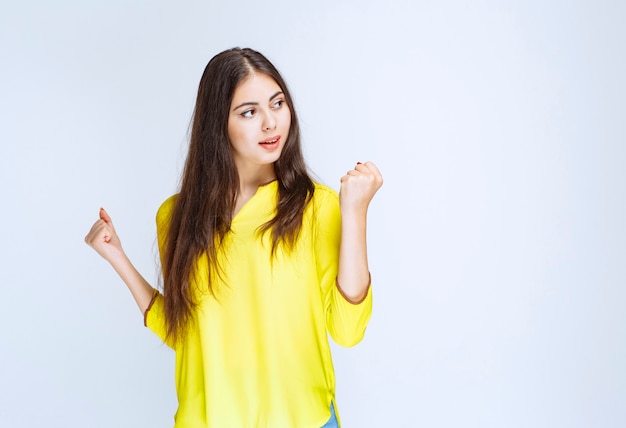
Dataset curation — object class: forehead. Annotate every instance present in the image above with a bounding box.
[231,73,282,103]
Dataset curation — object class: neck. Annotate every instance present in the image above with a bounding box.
[237,164,276,195]
[232,164,276,217]
[237,164,276,192]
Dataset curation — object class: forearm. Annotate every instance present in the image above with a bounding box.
[337,208,371,302]
[107,252,155,314]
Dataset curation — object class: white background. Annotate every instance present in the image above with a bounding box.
[1,1,625,427]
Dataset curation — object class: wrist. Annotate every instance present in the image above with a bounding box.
[340,203,368,219]
[106,248,129,267]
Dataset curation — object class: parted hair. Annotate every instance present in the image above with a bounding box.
[161,48,315,343]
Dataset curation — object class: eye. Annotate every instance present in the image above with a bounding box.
[241,109,255,118]
[272,99,285,109]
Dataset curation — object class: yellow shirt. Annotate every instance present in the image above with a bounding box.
[145,181,373,428]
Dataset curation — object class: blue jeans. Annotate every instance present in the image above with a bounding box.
[320,403,339,428]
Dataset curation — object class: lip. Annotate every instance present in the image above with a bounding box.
[259,135,281,144]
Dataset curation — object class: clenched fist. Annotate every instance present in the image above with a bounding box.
[84,208,125,263]
[339,161,383,214]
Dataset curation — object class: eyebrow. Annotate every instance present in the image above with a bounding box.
[232,91,284,111]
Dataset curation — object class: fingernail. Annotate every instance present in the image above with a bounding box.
[357,162,363,165]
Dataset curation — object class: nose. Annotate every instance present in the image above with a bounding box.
[262,112,277,131]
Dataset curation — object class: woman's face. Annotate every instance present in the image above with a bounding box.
[227,72,291,176]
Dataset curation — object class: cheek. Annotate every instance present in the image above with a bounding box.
[227,119,236,142]
[283,110,292,130]
[227,119,246,144]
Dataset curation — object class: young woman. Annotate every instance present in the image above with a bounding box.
[85,47,382,427]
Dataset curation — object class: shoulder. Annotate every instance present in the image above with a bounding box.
[312,182,339,204]
[310,182,340,221]
[156,194,178,225]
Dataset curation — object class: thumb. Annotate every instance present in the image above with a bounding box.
[99,208,116,234]
[99,207,112,224]
[99,208,115,243]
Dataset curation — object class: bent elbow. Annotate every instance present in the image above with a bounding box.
[330,327,368,348]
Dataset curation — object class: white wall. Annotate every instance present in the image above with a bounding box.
[1,1,624,427]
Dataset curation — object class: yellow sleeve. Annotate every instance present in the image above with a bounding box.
[144,289,172,347]
[315,186,373,348]
[143,195,178,349]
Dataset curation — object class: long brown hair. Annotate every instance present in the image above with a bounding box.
[161,48,314,343]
